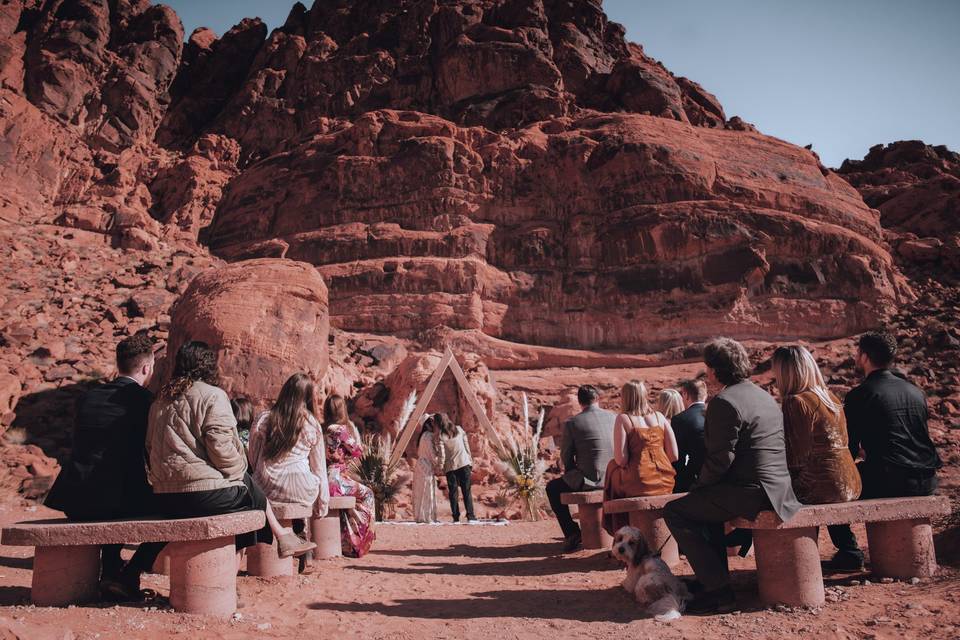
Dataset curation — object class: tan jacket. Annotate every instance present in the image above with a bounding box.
[146,380,247,494]
[442,426,473,473]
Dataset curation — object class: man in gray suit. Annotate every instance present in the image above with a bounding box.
[546,385,615,552]
[664,338,800,613]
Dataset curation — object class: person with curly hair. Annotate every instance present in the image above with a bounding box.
[664,337,800,614]
[146,341,315,571]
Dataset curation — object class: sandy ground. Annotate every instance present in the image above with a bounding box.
[0,503,958,640]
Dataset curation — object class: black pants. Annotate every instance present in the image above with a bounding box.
[63,502,164,578]
[828,462,938,560]
[446,466,476,521]
[664,483,771,591]
[545,477,580,538]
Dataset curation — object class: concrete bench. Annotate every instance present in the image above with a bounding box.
[246,496,356,577]
[730,495,951,607]
[603,493,685,566]
[560,491,610,549]
[1,512,264,617]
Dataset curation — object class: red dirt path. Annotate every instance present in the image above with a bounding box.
[0,504,958,639]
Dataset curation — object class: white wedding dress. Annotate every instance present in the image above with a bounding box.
[412,431,440,523]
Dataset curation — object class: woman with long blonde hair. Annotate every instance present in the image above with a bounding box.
[657,389,685,421]
[602,380,679,535]
[772,345,861,505]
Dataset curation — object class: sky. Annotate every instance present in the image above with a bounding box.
[157,0,960,168]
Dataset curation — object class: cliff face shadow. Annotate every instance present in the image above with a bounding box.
[371,542,565,560]
[10,381,95,461]
[349,552,617,578]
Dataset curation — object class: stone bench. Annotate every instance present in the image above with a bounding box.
[246,496,356,577]
[603,493,685,566]
[1,512,264,617]
[730,495,951,607]
[560,491,610,549]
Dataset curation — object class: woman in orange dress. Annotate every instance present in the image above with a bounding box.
[603,380,679,535]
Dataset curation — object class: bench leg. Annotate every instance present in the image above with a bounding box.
[247,518,296,577]
[578,503,612,550]
[32,545,100,607]
[628,511,679,567]
[311,510,342,559]
[168,536,237,617]
[866,518,937,579]
[753,527,824,607]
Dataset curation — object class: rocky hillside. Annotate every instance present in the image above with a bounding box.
[0,0,955,502]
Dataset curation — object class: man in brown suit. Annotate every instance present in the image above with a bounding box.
[664,338,801,613]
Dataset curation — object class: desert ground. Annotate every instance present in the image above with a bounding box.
[0,501,958,640]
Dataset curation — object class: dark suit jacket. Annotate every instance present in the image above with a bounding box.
[44,377,154,519]
[561,404,615,490]
[695,380,800,522]
[671,402,706,492]
[845,369,941,472]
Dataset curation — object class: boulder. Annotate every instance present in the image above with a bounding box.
[164,258,329,407]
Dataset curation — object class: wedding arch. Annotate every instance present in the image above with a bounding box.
[388,347,505,466]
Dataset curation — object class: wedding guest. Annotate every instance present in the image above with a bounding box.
[672,379,707,492]
[664,338,800,614]
[826,332,942,572]
[323,394,376,557]
[412,415,444,523]
[438,413,477,523]
[603,380,678,534]
[773,345,861,504]
[658,388,685,421]
[44,332,162,601]
[248,373,330,551]
[231,397,254,448]
[148,342,315,567]
[545,385,615,552]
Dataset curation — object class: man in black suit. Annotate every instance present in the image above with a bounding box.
[45,332,163,600]
[826,331,942,571]
[671,379,707,492]
[545,385,616,552]
[664,338,800,613]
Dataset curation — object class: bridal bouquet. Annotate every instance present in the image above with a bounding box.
[493,393,547,521]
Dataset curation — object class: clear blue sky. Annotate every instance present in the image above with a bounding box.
[157,0,960,167]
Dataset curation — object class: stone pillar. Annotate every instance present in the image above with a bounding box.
[628,511,680,567]
[311,512,343,559]
[151,548,171,576]
[246,542,295,577]
[32,545,100,607]
[866,518,937,579]
[753,527,824,607]
[579,503,612,550]
[168,536,238,617]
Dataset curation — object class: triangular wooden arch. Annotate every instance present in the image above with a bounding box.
[388,347,504,467]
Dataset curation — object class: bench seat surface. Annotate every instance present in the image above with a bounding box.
[730,496,950,529]
[1,511,265,547]
[560,491,604,505]
[272,496,356,520]
[603,493,687,514]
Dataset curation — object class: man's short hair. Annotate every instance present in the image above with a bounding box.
[116,332,154,374]
[858,331,897,368]
[678,379,708,402]
[577,385,599,406]
[703,338,752,386]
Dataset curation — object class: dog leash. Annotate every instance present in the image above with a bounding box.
[655,533,674,556]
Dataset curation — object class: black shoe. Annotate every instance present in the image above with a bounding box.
[100,569,143,603]
[724,528,754,558]
[681,577,706,595]
[685,585,736,615]
[824,551,865,573]
[562,532,582,553]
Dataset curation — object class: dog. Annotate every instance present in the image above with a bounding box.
[611,526,688,621]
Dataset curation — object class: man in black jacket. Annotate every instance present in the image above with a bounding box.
[672,379,707,492]
[664,338,800,613]
[44,332,163,599]
[827,331,942,571]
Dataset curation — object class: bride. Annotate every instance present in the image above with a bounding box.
[412,415,444,523]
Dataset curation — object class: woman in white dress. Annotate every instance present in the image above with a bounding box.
[412,416,444,523]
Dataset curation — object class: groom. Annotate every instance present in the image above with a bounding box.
[545,385,616,552]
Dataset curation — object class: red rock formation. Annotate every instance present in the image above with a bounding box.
[208,109,906,351]
[163,259,330,408]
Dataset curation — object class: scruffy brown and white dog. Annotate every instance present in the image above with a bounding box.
[611,526,688,621]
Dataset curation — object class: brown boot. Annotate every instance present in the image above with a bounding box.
[277,533,316,558]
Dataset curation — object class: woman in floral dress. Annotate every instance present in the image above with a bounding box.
[323,394,376,558]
